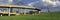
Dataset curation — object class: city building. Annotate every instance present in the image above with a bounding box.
[0,4,41,16]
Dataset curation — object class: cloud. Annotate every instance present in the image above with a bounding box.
[28,2,34,6]
[42,0,60,7]
[42,0,57,6]
[56,1,60,5]
[28,1,39,6]
[13,0,60,7]
[8,0,13,2]
[28,0,58,7]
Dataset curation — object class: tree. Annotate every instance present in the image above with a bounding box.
[29,11,35,14]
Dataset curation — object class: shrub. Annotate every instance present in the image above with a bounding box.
[29,11,35,14]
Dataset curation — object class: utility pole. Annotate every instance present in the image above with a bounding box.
[47,6,50,13]
[47,4,52,13]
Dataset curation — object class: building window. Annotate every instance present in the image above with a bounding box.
[0,8,8,12]
[10,8,33,13]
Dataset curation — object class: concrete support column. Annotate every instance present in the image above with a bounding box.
[1,14,2,16]
[8,8,10,16]
[24,9,26,15]
[32,10,35,15]
[39,11,40,14]
[19,8,20,13]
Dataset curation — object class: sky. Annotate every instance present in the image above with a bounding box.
[0,0,60,12]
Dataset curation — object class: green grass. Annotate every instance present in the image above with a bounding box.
[0,12,60,20]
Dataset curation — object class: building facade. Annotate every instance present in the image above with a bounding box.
[0,4,41,16]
